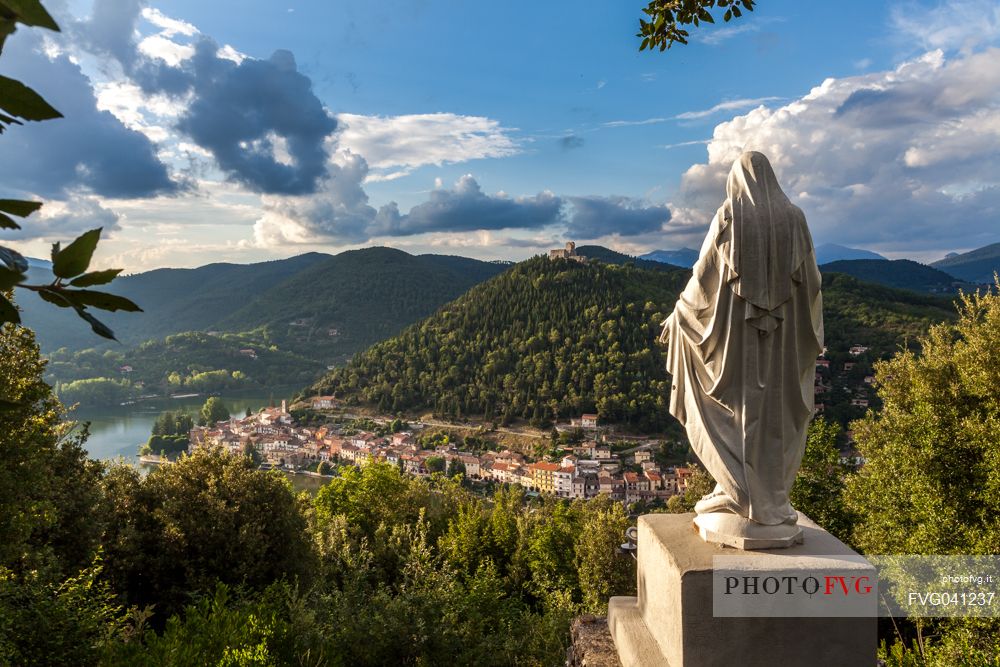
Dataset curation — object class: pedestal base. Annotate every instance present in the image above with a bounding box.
[608,512,876,667]
[693,512,803,550]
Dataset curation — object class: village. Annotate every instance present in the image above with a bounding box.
[189,398,701,504]
[182,339,879,504]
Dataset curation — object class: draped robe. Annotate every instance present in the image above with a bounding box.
[661,152,823,526]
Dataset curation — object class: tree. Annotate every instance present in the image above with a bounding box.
[844,287,1000,665]
[845,288,1000,556]
[789,418,855,543]
[100,448,315,623]
[198,396,230,426]
[665,464,714,513]
[637,0,755,52]
[242,440,262,466]
[425,456,446,474]
[446,457,466,478]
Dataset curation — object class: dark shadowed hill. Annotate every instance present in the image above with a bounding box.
[576,245,687,272]
[820,259,963,293]
[930,242,1000,284]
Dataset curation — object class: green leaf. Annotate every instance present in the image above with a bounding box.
[65,289,141,312]
[0,211,19,229]
[0,75,62,122]
[69,268,122,287]
[0,293,19,324]
[74,307,117,341]
[0,266,23,290]
[37,287,73,308]
[0,199,42,217]
[52,228,101,278]
[0,245,27,273]
[0,0,60,30]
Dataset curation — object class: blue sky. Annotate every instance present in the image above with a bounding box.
[4,0,1000,269]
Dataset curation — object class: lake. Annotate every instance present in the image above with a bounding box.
[70,388,329,494]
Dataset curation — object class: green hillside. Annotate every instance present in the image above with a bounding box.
[819,259,962,293]
[820,272,956,354]
[38,248,508,405]
[931,242,1000,284]
[216,247,509,363]
[20,252,330,351]
[313,255,689,430]
[311,256,957,432]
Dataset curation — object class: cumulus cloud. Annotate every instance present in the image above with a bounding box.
[0,31,178,199]
[670,48,1000,253]
[382,175,561,237]
[253,168,563,245]
[174,44,338,194]
[566,196,670,238]
[72,0,339,195]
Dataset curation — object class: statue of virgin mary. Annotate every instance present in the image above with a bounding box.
[660,151,823,549]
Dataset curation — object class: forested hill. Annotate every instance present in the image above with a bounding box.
[215,248,509,361]
[819,258,963,293]
[311,256,958,431]
[20,248,508,358]
[930,242,1000,284]
[313,256,690,430]
[33,248,510,405]
[819,272,956,354]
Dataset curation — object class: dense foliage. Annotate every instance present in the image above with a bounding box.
[315,256,689,430]
[845,287,1000,665]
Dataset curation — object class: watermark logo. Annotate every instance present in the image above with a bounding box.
[712,555,999,618]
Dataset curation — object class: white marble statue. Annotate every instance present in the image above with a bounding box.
[660,151,823,549]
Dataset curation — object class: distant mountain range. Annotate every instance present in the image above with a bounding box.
[930,242,1000,284]
[14,240,995,408]
[814,243,887,264]
[640,243,888,268]
[639,240,1000,294]
[19,247,506,358]
[639,248,701,268]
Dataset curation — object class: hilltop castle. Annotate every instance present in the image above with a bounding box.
[548,241,587,263]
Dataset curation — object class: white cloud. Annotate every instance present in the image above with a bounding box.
[601,97,783,129]
[334,113,520,174]
[137,34,195,66]
[698,17,785,45]
[674,96,783,120]
[890,0,1000,53]
[670,47,1000,254]
[140,8,199,38]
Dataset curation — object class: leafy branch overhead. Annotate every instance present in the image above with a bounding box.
[0,0,140,343]
[638,0,755,51]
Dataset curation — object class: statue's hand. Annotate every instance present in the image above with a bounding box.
[658,312,675,344]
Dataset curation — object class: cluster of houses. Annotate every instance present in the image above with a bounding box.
[813,344,876,415]
[188,401,697,504]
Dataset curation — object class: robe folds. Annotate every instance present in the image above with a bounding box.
[661,152,823,526]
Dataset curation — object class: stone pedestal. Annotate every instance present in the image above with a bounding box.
[608,513,876,667]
